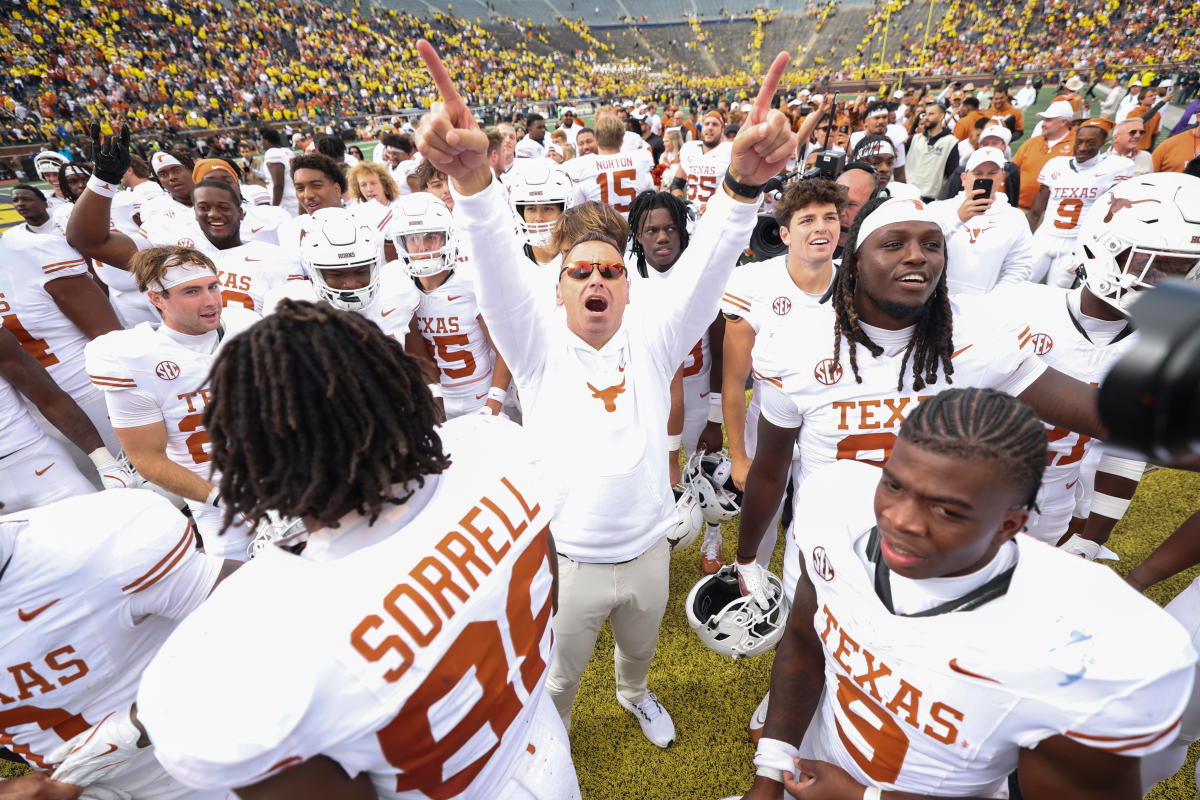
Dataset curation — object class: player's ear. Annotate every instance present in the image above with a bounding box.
[554,282,563,308]
[996,507,1028,544]
[779,220,791,246]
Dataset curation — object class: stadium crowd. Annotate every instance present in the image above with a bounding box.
[3,0,1200,799]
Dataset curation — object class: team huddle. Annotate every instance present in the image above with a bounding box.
[2,40,1200,800]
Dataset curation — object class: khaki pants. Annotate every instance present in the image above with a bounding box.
[546,536,670,730]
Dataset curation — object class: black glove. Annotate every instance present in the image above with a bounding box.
[89,123,131,185]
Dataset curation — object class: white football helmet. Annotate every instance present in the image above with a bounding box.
[300,207,382,312]
[685,564,788,658]
[34,151,69,180]
[508,162,574,248]
[684,450,743,524]
[668,483,705,552]
[388,192,456,278]
[247,512,308,559]
[1073,173,1200,312]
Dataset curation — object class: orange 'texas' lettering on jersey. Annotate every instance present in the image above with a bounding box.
[349,476,542,685]
[587,376,626,412]
[819,604,965,757]
[419,316,461,335]
[176,387,214,414]
[0,646,91,705]
[831,396,934,432]
[221,272,253,291]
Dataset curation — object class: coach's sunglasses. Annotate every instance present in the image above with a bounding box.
[560,261,628,281]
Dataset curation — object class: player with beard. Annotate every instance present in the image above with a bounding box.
[671,110,734,212]
[1027,121,1133,287]
[626,190,727,568]
[734,195,1117,615]
[67,128,295,316]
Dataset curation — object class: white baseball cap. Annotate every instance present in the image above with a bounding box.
[965,146,1006,171]
[1037,100,1075,120]
[979,124,1012,146]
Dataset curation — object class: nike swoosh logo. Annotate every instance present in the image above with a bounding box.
[699,391,710,399]
[250,226,264,233]
[35,463,54,476]
[447,295,463,301]
[380,308,397,317]
[97,743,119,757]
[475,392,488,400]
[1065,479,1079,489]
[244,257,262,262]
[18,598,60,622]
[948,658,1000,684]
[951,344,974,359]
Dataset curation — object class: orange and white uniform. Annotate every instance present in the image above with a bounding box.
[676,140,733,211]
[137,416,580,799]
[85,307,260,560]
[0,489,225,799]
[754,294,1047,599]
[565,150,655,219]
[790,460,1195,797]
[992,283,1137,543]
[1031,155,1134,287]
[413,266,496,419]
[0,231,122,458]
[0,373,94,512]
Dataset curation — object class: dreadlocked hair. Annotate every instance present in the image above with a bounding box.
[899,388,1048,509]
[203,299,450,533]
[627,190,691,278]
[833,194,955,392]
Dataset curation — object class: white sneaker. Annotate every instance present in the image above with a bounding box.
[617,690,676,747]
[748,691,769,744]
[700,526,723,575]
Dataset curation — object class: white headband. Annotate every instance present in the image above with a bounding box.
[866,107,890,119]
[151,152,183,174]
[150,262,217,293]
[854,198,940,253]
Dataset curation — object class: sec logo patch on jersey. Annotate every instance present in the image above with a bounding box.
[814,358,843,386]
[772,297,792,316]
[812,546,835,582]
[156,361,181,380]
[1029,333,1053,356]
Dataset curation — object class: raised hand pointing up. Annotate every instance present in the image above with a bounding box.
[415,40,492,195]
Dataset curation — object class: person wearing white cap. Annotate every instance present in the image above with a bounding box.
[849,101,908,180]
[1028,120,1133,286]
[1011,100,1075,209]
[1114,80,1145,123]
[928,146,1034,294]
[937,122,1024,207]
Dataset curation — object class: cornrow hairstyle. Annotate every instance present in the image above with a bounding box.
[899,387,1048,509]
[627,190,691,278]
[58,162,93,203]
[204,299,450,533]
[832,194,954,392]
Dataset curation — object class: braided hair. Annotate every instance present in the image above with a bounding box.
[831,194,955,392]
[899,388,1048,509]
[203,299,450,532]
[627,190,691,278]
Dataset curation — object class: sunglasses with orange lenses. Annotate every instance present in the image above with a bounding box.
[560,261,627,280]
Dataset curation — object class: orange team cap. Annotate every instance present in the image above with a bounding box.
[192,158,239,183]
[1079,118,1114,134]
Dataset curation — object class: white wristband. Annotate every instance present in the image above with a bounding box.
[863,788,883,800]
[667,433,682,452]
[1090,492,1132,520]
[427,382,444,399]
[753,736,799,772]
[86,175,118,197]
[755,765,785,783]
[487,386,507,404]
[708,404,724,424]
[205,486,222,508]
[1097,453,1146,481]
[87,447,118,469]
[709,391,723,405]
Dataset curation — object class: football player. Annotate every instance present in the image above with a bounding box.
[32,151,70,213]
[564,116,654,219]
[136,299,579,800]
[260,126,299,215]
[413,41,795,747]
[390,193,512,418]
[84,247,260,560]
[670,110,734,212]
[1027,120,1133,287]
[0,489,238,799]
[67,127,297,316]
[508,161,574,303]
[736,195,1119,611]
[139,151,197,228]
[745,388,1194,800]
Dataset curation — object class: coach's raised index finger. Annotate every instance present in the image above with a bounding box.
[750,52,790,124]
[418,39,464,109]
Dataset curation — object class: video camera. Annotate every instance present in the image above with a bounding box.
[747,153,848,261]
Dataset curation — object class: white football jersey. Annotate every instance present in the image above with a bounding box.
[677,140,733,207]
[137,417,558,799]
[414,268,495,397]
[0,489,222,798]
[0,230,94,399]
[565,150,654,218]
[629,262,711,386]
[1035,155,1134,239]
[84,307,260,482]
[140,193,193,227]
[0,373,45,457]
[756,293,1047,484]
[791,461,1195,796]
